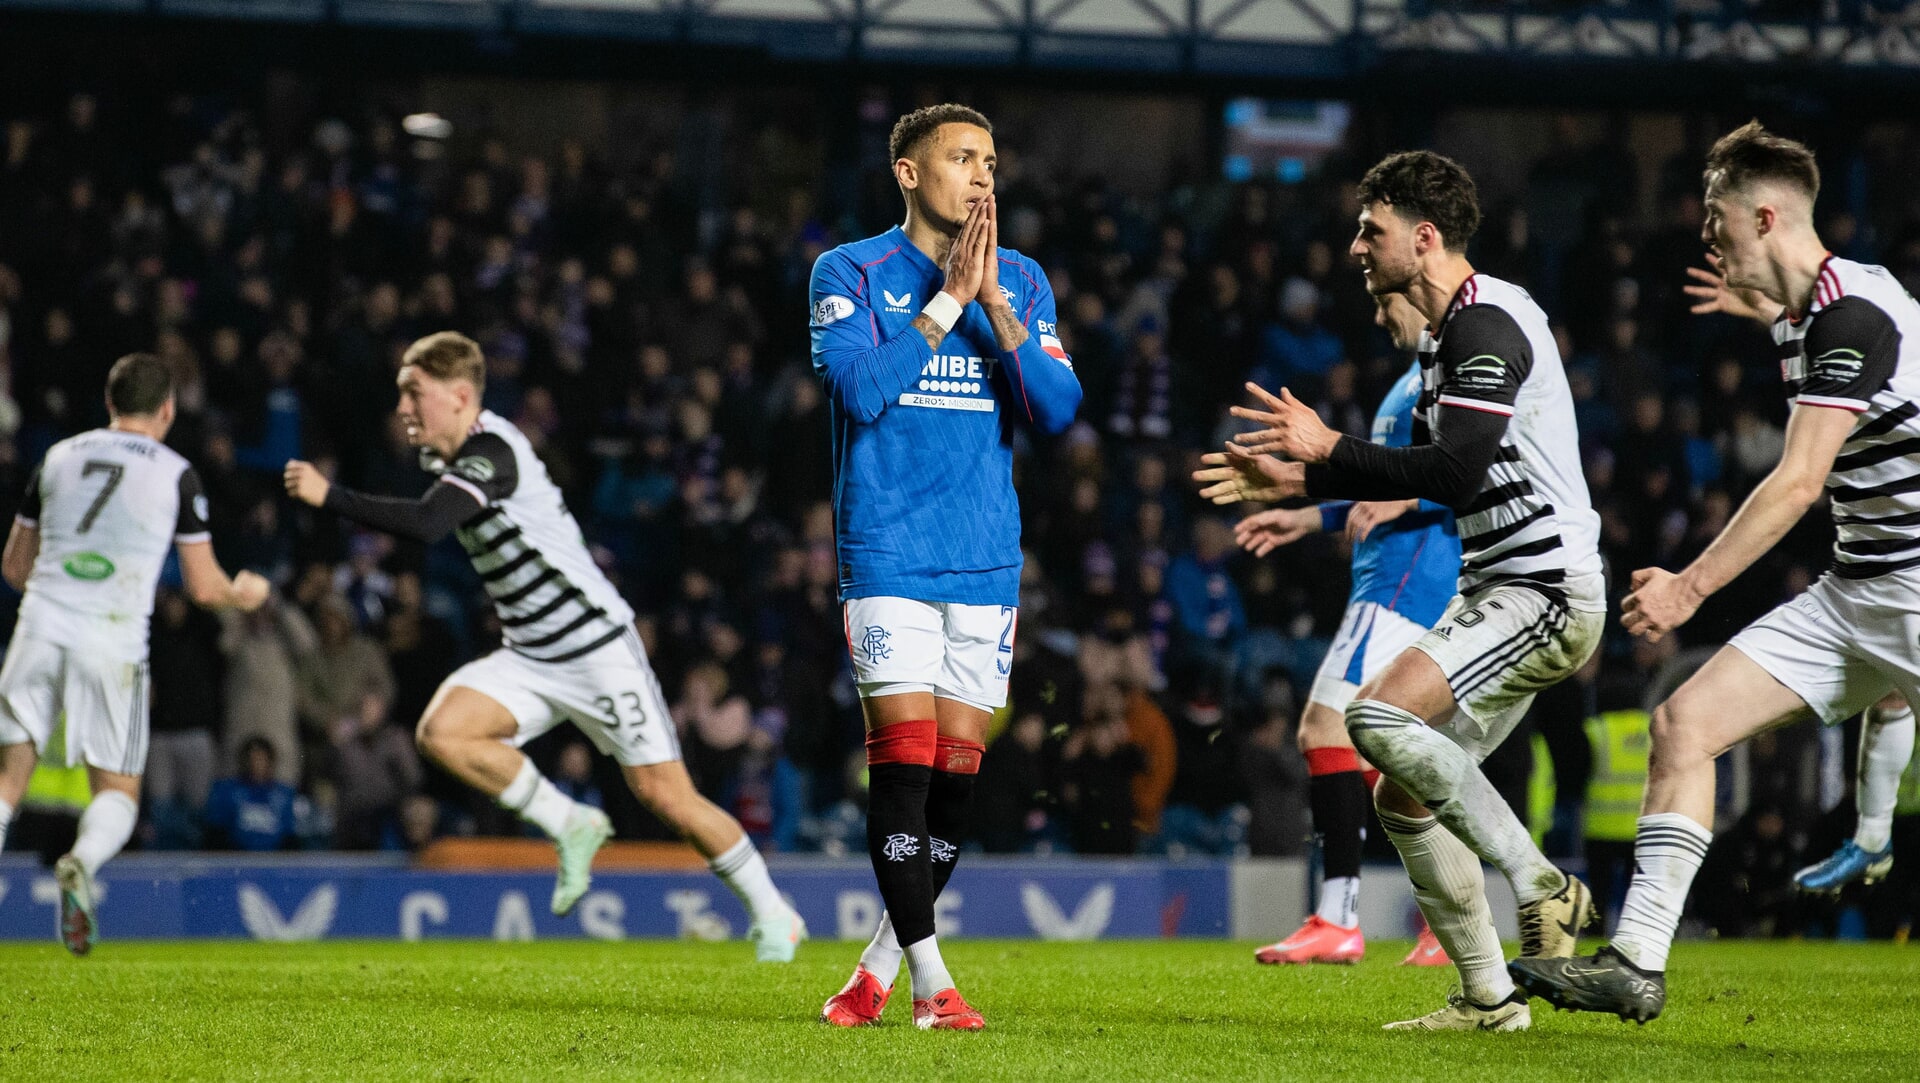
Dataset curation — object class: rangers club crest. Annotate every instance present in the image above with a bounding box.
[861,625,893,661]
[929,837,957,863]
[882,833,920,862]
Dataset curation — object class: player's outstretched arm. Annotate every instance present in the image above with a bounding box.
[810,204,991,424]
[283,459,484,544]
[980,198,1081,434]
[1684,254,1783,327]
[2,520,38,592]
[1623,403,1853,641]
[177,542,270,612]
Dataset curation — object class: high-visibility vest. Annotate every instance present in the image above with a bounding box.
[1897,738,1920,818]
[21,714,90,813]
[1586,710,1651,842]
[1528,732,1555,846]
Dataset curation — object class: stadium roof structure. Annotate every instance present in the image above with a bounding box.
[9,0,1920,79]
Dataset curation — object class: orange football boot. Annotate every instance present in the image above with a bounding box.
[820,965,891,1027]
[1400,923,1451,967]
[912,988,985,1031]
[1254,915,1364,964]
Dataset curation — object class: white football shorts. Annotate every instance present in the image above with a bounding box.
[0,636,150,775]
[443,626,680,767]
[843,596,1018,713]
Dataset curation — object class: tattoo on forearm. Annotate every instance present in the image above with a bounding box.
[912,314,945,352]
[986,304,1029,351]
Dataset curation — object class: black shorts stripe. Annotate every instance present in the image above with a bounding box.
[499,585,587,627]
[1832,437,1920,474]
[463,526,524,558]
[1855,401,1920,442]
[1829,472,1920,503]
[1462,535,1564,573]
[1459,506,1553,550]
[1831,551,1920,579]
[1451,609,1560,698]
[1461,479,1535,516]
[1494,444,1524,463]
[479,549,541,583]
[508,606,610,650]
[512,624,627,664]
[493,566,563,606]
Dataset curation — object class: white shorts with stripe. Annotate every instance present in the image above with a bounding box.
[843,596,1018,713]
[443,626,679,767]
[1727,572,1920,725]
[1308,601,1431,715]
[1407,582,1604,760]
[0,635,150,774]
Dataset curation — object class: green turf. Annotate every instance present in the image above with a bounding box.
[0,938,1911,1081]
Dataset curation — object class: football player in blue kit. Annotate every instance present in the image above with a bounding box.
[1238,292,1460,968]
[807,104,1081,1030]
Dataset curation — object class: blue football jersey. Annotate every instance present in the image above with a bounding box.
[809,226,1082,606]
[1319,361,1461,626]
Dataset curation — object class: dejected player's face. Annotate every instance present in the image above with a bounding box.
[395,366,470,453]
[1351,201,1417,296]
[905,123,996,232]
[1374,291,1427,352]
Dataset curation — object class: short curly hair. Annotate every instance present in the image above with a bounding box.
[889,104,993,165]
[1355,151,1481,253]
[1705,120,1819,203]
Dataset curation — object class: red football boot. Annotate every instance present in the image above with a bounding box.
[912,988,985,1031]
[1254,915,1364,965]
[820,965,891,1027]
[1400,923,1451,967]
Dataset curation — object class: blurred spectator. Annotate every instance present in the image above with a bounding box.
[203,738,307,851]
[146,588,225,826]
[552,741,605,809]
[298,593,397,773]
[218,600,317,785]
[1063,713,1146,855]
[328,693,422,850]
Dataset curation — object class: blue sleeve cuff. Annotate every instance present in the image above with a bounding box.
[1320,502,1353,533]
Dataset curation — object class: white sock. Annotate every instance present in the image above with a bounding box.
[1347,700,1564,904]
[1316,876,1360,928]
[0,797,12,852]
[70,790,139,877]
[497,758,577,839]
[1380,808,1512,1005]
[859,913,906,987]
[709,835,783,924]
[1610,813,1711,972]
[905,934,955,997]
[1856,703,1915,852]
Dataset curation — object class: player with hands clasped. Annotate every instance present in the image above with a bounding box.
[1239,293,1459,969]
[0,353,269,955]
[808,104,1080,1031]
[1198,151,1606,1032]
[285,331,805,961]
[1513,123,1920,1022]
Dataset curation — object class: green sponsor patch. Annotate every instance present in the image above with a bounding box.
[62,551,116,581]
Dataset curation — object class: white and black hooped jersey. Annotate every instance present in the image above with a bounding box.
[1774,257,1920,588]
[1419,274,1604,602]
[431,411,635,663]
[15,429,211,660]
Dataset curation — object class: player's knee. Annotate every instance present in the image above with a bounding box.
[1343,699,1406,762]
[1647,698,1705,773]
[414,712,460,763]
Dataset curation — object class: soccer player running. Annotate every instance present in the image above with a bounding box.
[1513,123,1920,1021]
[0,353,270,954]
[1237,292,1458,968]
[809,104,1081,1030]
[283,331,805,961]
[1682,250,1917,898]
[1195,151,1604,1031]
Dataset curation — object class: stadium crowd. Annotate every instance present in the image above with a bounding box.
[1,83,1915,935]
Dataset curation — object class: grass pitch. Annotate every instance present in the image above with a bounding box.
[0,938,1911,1081]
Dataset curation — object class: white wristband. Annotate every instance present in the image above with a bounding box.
[921,292,964,335]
